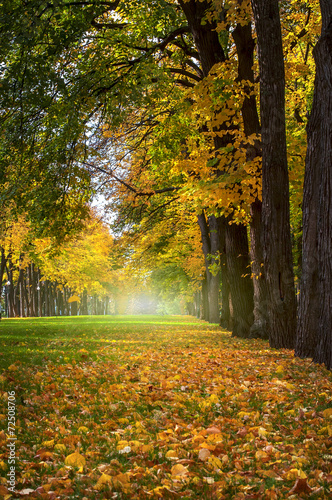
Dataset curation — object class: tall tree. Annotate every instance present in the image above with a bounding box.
[179,0,254,333]
[251,0,297,348]
[296,0,332,369]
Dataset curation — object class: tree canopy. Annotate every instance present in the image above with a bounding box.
[1,0,331,368]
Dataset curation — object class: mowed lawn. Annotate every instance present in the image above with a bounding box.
[0,315,331,499]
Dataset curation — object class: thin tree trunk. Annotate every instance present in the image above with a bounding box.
[0,248,6,295]
[201,274,209,321]
[44,280,50,316]
[251,0,297,348]
[218,217,231,329]
[296,0,332,369]
[197,212,220,323]
[37,270,43,317]
[21,272,28,317]
[81,289,88,315]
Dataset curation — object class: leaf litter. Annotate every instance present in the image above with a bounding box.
[0,315,331,499]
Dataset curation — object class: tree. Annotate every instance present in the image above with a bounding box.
[296,0,332,369]
[251,0,297,348]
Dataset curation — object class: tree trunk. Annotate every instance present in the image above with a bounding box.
[296,1,332,369]
[225,218,254,337]
[251,0,297,348]
[180,0,255,333]
[201,274,209,321]
[218,217,231,329]
[81,289,88,315]
[37,270,43,317]
[197,212,220,323]
[0,248,6,295]
[232,14,269,339]
[249,200,269,339]
[19,272,26,317]
[44,280,50,316]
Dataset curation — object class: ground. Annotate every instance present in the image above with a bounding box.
[0,315,331,499]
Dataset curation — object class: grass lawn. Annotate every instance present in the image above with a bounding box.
[0,315,331,499]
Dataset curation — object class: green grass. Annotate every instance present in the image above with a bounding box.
[0,314,213,369]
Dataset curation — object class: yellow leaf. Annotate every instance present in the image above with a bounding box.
[141,444,152,453]
[64,452,86,468]
[258,427,268,439]
[208,455,222,469]
[209,394,219,403]
[165,450,178,459]
[42,439,54,448]
[94,473,113,490]
[54,444,66,453]
[255,450,269,460]
[322,408,332,418]
[171,464,188,476]
[116,440,128,450]
[78,426,89,434]
[284,468,307,480]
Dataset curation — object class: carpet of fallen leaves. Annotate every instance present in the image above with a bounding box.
[0,315,332,499]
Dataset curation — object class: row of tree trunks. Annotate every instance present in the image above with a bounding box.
[0,256,110,318]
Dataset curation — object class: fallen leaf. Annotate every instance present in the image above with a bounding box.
[171,464,188,476]
[198,448,211,461]
[206,426,222,435]
[289,478,313,494]
[64,451,86,467]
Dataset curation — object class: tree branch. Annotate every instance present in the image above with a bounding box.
[168,68,201,82]
[82,161,180,196]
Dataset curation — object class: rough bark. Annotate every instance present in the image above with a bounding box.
[296,1,332,369]
[225,218,254,337]
[251,0,297,348]
[249,200,269,339]
[233,16,269,339]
